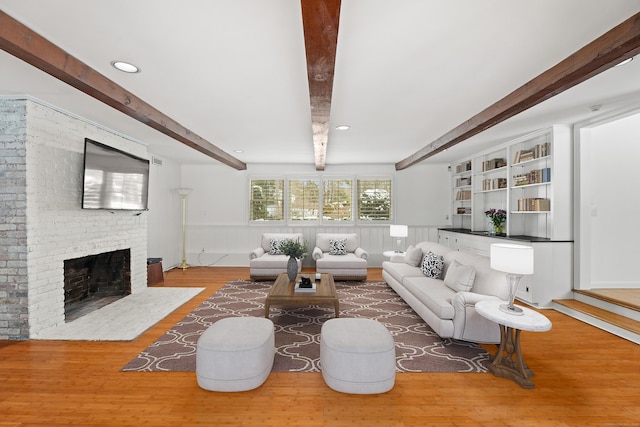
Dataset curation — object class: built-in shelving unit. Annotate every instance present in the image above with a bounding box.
[443,125,573,307]
[450,125,572,240]
[451,160,473,230]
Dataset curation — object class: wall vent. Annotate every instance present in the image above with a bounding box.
[152,157,163,166]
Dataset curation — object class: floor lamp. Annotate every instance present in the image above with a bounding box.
[490,243,534,315]
[176,188,192,270]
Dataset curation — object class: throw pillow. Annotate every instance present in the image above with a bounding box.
[329,238,347,255]
[420,251,444,278]
[403,245,423,267]
[269,238,283,255]
[444,260,476,292]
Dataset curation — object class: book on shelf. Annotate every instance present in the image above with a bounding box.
[456,176,472,187]
[455,189,471,200]
[513,168,551,186]
[455,160,472,174]
[482,158,506,171]
[482,178,507,190]
[517,197,550,211]
[512,142,551,165]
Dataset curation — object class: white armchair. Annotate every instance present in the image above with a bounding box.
[313,233,368,281]
[249,233,304,280]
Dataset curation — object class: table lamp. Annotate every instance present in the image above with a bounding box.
[490,243,534,315]
[390,225,408,253]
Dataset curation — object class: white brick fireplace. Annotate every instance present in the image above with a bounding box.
[0,98,148,339]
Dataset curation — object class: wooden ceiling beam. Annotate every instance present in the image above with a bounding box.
[0,11,246,170]
[396,12,640,170]
[301,0,341,171]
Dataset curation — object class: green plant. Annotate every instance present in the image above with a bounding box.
[279,239,308,259]
[484,208,506,228]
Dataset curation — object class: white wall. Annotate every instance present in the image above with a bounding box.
[146,155,182,268]
[577,110,640,288]
[168,161,450,267]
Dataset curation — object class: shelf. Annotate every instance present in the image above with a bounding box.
[475,188,507,194]
[511,210,550,214]
[453,213,472,216]
[455,185,471,189]
[475,166,507,176]
[511,182,551,189]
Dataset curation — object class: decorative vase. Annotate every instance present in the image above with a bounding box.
[493,223,504,235]
[287,256,298,282]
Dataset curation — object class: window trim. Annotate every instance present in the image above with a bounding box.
[248,174,393,225]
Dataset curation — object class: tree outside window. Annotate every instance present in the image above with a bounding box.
[357,179,392,221]
[289,179,319,221]
[250,179,284,221]
[323,179,352,221]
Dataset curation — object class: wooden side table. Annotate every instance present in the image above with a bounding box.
[476,299,551,389]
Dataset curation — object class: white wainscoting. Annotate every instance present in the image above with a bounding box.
[182,225,442,268]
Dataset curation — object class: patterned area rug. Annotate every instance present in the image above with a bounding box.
[122,280,490,373]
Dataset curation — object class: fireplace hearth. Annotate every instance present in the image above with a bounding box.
[64,249,132,322]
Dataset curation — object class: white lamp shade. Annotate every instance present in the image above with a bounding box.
[175,188,193,196]
[390,225,408,238]
[490,243,534,275]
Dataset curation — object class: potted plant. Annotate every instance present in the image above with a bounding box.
[485,208,507,235]
[279,239,308,282]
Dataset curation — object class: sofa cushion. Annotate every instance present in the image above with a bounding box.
[269,238,284,255]
[316,253,367,269]
[446,251,510,300]
[403,245,423,267]
[329,238,347,255]
[443,260,476,292]
[316,233,359,253]
[402,276,456,320]
[381,260,425,285]
[421,251,444,279]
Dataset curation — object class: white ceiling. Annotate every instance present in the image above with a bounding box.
[1,0,640,167]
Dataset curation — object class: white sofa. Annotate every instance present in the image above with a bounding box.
[382,241,509,344]
[312,233,368,281]
[249,233,304,280]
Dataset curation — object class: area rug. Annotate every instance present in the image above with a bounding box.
[122,280,490,373]
[36,287,205,341]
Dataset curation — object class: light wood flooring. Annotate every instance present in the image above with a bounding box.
[1,267,639,426]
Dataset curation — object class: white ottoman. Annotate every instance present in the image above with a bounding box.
[320,318,396,394]
[196,317,275,392]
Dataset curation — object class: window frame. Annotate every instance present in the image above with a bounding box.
[248,174,393,226]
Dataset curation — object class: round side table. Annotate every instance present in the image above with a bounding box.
[476,299,551,389]
[383,250,404,258]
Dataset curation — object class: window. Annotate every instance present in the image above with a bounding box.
[250,179,284,221]
[289,179,320,221]
[249,176,392,223]
[323,179,353,221]
[357,179,392,221]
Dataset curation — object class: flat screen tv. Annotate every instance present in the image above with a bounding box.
[82,138,150,211]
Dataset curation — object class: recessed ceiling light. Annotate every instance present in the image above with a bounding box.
[233,149,244,153]
[111,61,141,73]
[336,125,350,131]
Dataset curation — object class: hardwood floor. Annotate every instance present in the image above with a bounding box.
[1,267,639,426]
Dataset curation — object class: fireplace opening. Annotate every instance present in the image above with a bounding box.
[64,249,132,322]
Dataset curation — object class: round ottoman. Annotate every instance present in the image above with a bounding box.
[196,317,275,392]
[320,318,396,394]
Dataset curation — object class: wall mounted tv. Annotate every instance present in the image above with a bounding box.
[82,138,150,211]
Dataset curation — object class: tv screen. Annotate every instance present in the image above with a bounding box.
[82,138,150,210]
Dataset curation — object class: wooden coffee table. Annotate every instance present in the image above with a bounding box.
[264,273,339,318]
